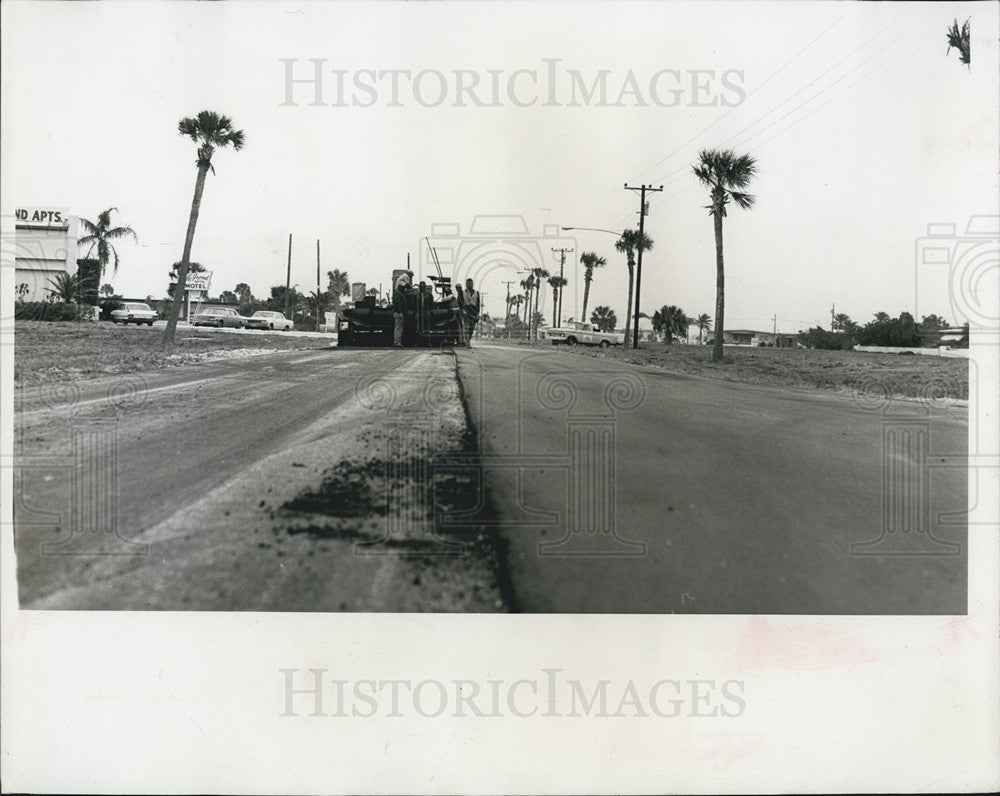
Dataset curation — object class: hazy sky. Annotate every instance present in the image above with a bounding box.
[3,0,996,332]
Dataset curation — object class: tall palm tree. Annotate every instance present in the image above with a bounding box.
[520,276,534,325]
[548,275,568,327]
[77,207,137,278]
[614,229,653,349]
[652,305,689,343]
[579,251,607,321]
[695,312,712,344]
[529,268,549,339]
[693,148,758,362]
[163,111,245,343]
[326,269,351,310]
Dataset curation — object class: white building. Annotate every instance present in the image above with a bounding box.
[13,206,78,301]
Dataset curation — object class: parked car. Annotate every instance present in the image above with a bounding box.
[192,307,245,328]
[244,310,293,331]
[111,302,157,326]
[545,321,624,347]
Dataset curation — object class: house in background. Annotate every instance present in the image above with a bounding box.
[711,329,798,347]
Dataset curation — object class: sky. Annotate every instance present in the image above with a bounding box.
[3,0,997,333]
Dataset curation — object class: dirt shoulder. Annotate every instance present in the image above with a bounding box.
[13,321,329,387]
[480,338,969,401]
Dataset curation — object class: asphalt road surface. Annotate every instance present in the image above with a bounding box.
[14,344,967,613]
[454,345,967,614]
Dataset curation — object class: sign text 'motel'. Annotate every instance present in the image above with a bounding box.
[15,207,69,227]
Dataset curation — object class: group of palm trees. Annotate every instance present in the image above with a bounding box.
[544,148,757,361]
[75,106,757,362]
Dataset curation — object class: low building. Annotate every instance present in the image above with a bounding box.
[13,206,78,301]
[718,329,797,347]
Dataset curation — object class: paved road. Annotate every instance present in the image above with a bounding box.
[454,345,967,614]
[14,347,506,611]
[14,343,967,614]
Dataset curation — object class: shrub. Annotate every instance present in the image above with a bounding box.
[14,302,90,322]
[99,297,123,321]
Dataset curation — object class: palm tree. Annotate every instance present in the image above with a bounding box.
[99,283,116,298]
[873,311,890,323]
[947,18,970,67]
[695,312,712,344]
[614,229,653,349]
[579,251,607,321]
[327,269,351,310]
[548,275,568,326]
[590,305,617,333]
[693,148,758,362]
[46,272,81,303]
[832,312,854,332]
[652,305,689,344]
[520,276,534,325]
[531,268,550,339]
[163,111,245,343]
[77,208,137,278]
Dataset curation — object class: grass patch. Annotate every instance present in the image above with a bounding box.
[488,339,968,400]
[13,321,327,386]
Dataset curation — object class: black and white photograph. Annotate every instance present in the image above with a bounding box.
[2,0,998,792]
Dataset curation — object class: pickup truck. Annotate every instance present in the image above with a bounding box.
[545,321,624,347]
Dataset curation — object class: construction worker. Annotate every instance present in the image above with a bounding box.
[392,271,412,347]
[456,278,481,346]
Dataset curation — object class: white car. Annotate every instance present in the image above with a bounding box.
[545,321,624,347]
[244,310,293,331]
[111,302,157,326]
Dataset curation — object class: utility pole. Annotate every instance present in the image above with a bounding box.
[551,247,573,327]
[316,239,321,331]
[624,183,663,349]
[502,280,515,319]
[773,314,777,347]
[285,233,292,321]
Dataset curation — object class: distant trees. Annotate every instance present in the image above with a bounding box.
[652,305,689,343]
[217,290,238,305]
[694,313,712,344]
[590,305,617,332]
[693,148,758,362]
[799,310,931,349]
[326,269,351,310]
[99,283,115,298]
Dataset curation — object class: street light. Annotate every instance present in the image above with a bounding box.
[561,226,624,332]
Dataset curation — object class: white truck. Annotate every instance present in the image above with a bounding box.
[545,321,624,347]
